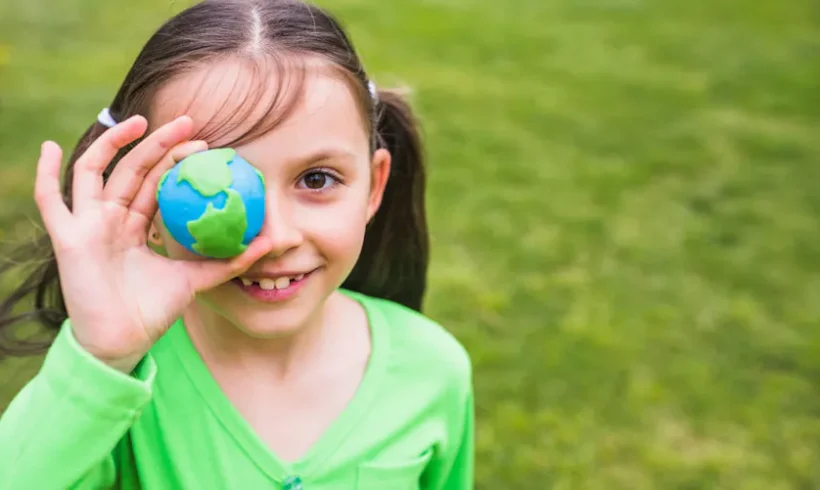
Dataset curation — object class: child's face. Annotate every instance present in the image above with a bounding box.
[148,57,390,337]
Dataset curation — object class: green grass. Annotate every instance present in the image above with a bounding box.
[2,0,819,488]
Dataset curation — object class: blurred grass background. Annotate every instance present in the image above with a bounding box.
[1,0,819,488]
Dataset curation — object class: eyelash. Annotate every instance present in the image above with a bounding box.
[297,167,344,193]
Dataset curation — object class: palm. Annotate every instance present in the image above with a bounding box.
[34,115,270,364]
[56,209,194,356]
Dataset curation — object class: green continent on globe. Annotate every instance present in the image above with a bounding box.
[187,188,248,258]
[177,148,236,197]
[253,167,265,186]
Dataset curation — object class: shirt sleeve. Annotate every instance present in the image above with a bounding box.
[0,319,156,490]
[424,389,475,490]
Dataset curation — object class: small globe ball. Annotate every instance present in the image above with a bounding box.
[156,148,266,259]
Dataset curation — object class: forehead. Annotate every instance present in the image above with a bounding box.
[149,56,369,158]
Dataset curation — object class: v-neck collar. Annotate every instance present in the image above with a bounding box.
[165,289,389,482]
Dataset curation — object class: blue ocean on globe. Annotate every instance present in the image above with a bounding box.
[156,148,266,258]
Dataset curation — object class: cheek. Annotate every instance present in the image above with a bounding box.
[296,193,370,261]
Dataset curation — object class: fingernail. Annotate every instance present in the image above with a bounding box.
[184,141,207,153]
[121,115,148,128]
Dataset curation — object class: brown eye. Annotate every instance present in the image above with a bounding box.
[304,172,327,189]
[298,170,341,192]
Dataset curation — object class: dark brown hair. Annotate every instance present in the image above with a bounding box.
[0,0,428,356]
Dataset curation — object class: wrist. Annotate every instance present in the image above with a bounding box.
[58,319,155,377]
[97,351,147,375]
[73,337,150,375]
[69,325,153,375]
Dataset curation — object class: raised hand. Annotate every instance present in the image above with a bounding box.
[34,115,271,373]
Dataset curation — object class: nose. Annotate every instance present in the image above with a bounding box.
[257,191,303,257]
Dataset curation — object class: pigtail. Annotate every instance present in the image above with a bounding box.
[342,88,430,312]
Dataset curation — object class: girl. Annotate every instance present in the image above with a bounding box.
[0,1,473,489]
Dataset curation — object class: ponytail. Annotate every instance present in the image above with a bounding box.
[342,88,430,312]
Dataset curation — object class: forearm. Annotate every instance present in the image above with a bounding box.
[0,321,155,489]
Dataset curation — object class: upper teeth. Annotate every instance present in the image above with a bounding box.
[240,275,303,290]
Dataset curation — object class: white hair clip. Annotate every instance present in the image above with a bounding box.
[368,80,377,102]
[97,107,118,128]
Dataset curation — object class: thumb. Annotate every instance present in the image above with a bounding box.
[181,236,273,292]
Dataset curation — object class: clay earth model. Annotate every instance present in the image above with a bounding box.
[156,148,266,259]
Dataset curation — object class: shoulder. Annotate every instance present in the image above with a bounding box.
[350,291,473,388]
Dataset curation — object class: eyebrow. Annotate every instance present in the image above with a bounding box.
[291,148,357,166]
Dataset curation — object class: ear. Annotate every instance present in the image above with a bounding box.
[367,148,391,222]
[148,222,163,246]
[147,220,168,256]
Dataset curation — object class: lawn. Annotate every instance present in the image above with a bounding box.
[1,0,819,488]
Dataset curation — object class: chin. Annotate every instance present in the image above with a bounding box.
[232,310,314,339]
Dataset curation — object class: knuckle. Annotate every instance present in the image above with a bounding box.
[75,154,96,171]
[157,135,177,152]
[155,127,181,152]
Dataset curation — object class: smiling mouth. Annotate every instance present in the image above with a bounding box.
[237,273,306,291]
[230,269,317,302]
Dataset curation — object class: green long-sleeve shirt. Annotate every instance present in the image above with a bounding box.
[0,290,474,489]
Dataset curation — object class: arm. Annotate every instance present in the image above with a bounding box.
[0,320,156,490]
[424,390,475,490]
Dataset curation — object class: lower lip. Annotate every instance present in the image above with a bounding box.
[232,270,315,302]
